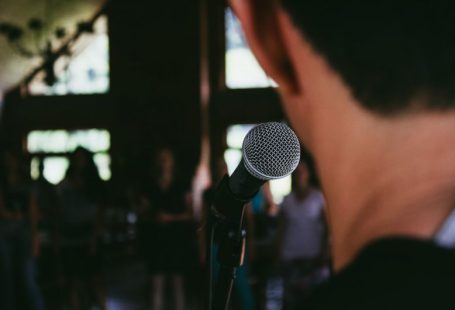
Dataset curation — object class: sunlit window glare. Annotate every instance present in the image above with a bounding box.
[42,157,70,185]
[27,129,111,184]
[225,9,277,89]
[27,129,110,154]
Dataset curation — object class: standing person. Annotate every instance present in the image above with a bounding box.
[0,152,44,310]
[228,1,455,308]
[33,160,61,309]
[251,182,277,240]
[57,147,106,310]
[141,148,193,310]
[277,160,329,308]
[34,161,60,246]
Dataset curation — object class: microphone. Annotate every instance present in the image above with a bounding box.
[209,122,300,310]
[212,122,301,221]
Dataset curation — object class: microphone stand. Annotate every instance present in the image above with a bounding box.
[209,175,252,310]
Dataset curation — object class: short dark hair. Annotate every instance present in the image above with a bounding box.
[281,1,455,115]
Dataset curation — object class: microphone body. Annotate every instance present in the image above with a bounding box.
[211,162,264,223]
[229,159,265,200]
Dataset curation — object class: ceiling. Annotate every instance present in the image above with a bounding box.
[0,0,105,96]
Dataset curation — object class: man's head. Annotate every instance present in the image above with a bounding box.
[230,0,455,146]
[156,147,175,175]
[281,1,455,115]
[230,0,455,270]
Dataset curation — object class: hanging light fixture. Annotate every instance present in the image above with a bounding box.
[0,7,99,87]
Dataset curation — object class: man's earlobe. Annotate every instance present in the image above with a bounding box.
[274,51,299,95]
[229,0,299,95]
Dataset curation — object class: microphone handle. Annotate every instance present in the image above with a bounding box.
[228,159,265,201]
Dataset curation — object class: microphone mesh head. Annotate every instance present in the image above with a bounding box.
[242,122,301,180]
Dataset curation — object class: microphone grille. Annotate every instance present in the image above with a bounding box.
[242,122,301,181]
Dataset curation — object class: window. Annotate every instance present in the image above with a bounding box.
[225,124,291,204]
[28,15,110,95]
[225,8,276,89]
[27,129,111,184]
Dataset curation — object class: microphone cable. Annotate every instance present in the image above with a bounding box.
[207,216,216,310]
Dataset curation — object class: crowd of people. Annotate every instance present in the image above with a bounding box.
[0,147,107,310]
[0,146,331,310]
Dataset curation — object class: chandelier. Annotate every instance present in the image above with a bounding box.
[0,13,100,86]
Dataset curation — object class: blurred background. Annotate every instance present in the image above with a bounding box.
[0,0,330,309]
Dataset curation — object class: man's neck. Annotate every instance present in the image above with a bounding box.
[317,112,455,271]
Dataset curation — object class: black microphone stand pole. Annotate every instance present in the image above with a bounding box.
[209,175,253,310]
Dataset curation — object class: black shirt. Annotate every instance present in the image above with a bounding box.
[2,183,30,214]
[303,238,455,309]
[148,182,187,216]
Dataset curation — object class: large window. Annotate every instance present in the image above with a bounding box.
[27,129,111,184]
[225,124,291,203]
[225,9,276,89]
[28,15,110,96]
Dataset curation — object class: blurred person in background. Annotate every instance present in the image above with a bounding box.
[251,182,278,241]
[248,178,277,309]
[137,147,193,310]
[201,157,256,310]
[34,161,60,251]
[56,147,106,310]
[276,158,330,309]
[33,160,61,309]
[0,152,44,310]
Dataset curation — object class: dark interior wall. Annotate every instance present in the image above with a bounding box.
[108,0,201,184]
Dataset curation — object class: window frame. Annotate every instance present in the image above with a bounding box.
[205,0,285,163]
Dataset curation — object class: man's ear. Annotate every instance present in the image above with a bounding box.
[229,0,299,94]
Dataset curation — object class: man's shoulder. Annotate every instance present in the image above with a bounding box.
[302,238,455,309]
